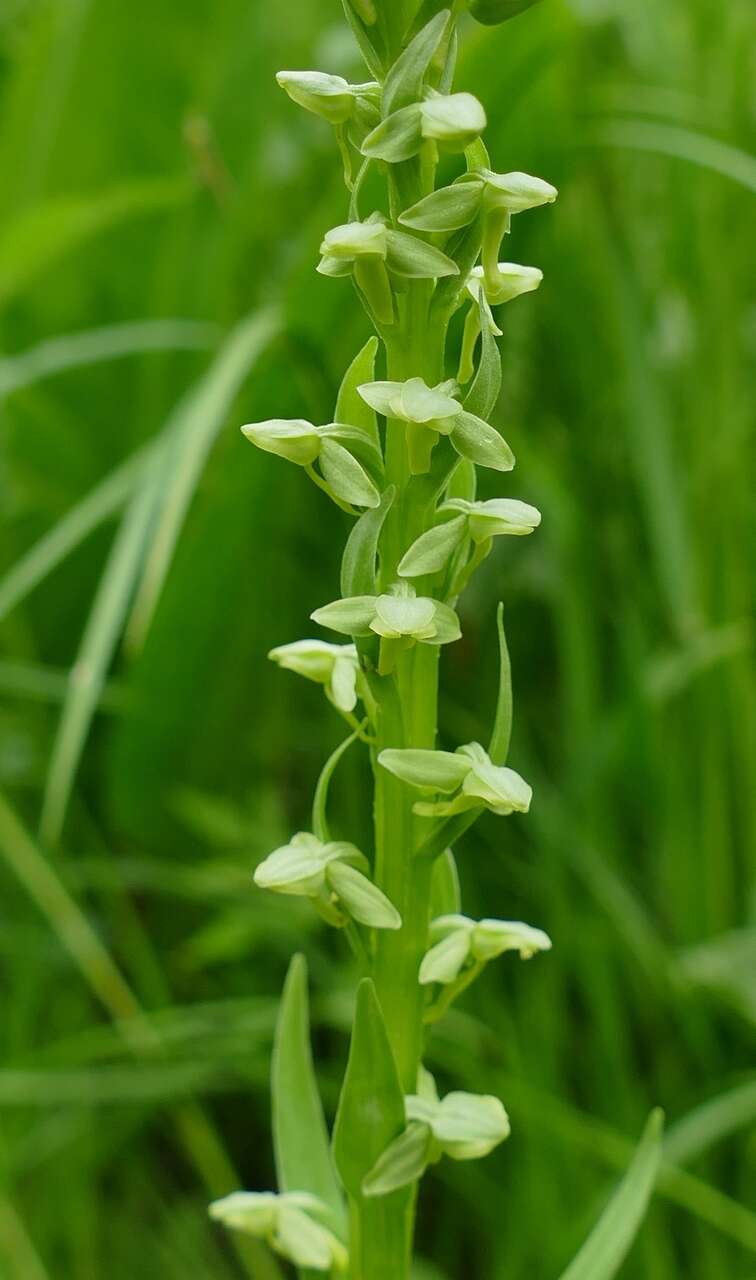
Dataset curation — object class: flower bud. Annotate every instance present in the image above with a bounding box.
[241,419,321,466]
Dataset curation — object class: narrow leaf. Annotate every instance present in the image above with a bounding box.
[398,516,466,577]
[340,486,395,596]
[126,308,280,651]
[332,979,405,1197]
[378,748,470,793]
[272,957,345,1227]
[557,1110,664,1280]
[386,229,459,279]
[362,105,422,163]
[470,0,543,26]
[382,10,451,116]
[430,848,462,917]
[465,294,502,420]
[488,603,512,764]
[362,1124,432,1196]
[399,180,483,232]
[320,439,380,508]
[341,0,385,79]
[327,861,402,930]
[451,410,514,471]
[335,336,380,448]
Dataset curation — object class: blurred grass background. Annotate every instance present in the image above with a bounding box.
[1,0,754,1277]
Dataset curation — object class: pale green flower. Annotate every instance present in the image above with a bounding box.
[209,1190,348,1272]
[363,1082,510,1196]
[254,832,401,930]
[379,740,532,817]
[420,914,552,984]
[268,639,361,713]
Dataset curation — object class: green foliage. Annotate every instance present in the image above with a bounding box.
[271,955,344,1222]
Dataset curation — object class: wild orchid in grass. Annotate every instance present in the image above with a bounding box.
[210,2,662,1276]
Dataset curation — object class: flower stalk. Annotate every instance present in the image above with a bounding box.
[210,3,559,1276]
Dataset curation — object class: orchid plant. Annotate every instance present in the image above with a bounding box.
[208,2,661,1276]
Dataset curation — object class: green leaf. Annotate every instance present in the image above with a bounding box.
[311,595,377,637]
[332,979,406,1197]
[445,458,477,504]
[469,0,544,26]
[382,10,451,116]
[398,516,467,577]
[335,337,381,448]
[430,848,462,917]
[340,486,395,596]
[399,180,483,232]
[319,439,381,508]
[361,104,423,163]
[341,0,385,79]
[271,956,345,1227]
[362,1124,433,1197]
[385,229,459,279]
[465,294,502,420]
[327,861,402,930]
[557,1110,664,1280]
[488,603,512,764]
[126,309,281,651]
[450,410,514,471]
[378,748,470,793]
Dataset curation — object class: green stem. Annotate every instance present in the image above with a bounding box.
[356,263,445,1274]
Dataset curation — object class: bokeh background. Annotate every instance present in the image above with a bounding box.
[1,0,754,1277]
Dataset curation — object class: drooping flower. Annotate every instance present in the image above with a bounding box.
[209,1189,348,1272]
[269,639,361,713]
[254,832,401,930]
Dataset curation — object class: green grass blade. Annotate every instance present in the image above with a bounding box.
[488,601,512,764]
[557,1109,664,1280]
[0,177,190,307]
[591,118,756,192]
[39,462,164,845]
[0,446,148,622]
[271,955,345,1224]
[664,1079,756,1166]
[0,319,217,397]
[123,307,280,651]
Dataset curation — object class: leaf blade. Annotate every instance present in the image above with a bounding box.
[272,955,345,1225]
[557,1109,664,1280]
